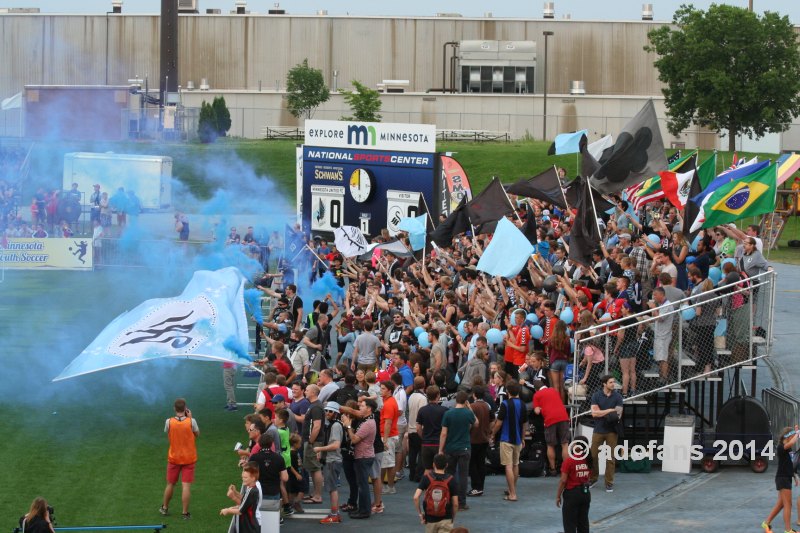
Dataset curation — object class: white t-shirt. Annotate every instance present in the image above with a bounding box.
[393,386,408,426]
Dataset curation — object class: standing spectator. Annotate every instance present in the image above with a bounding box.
[89,184,101,224]
[439,390,476,510]
[160,398,199,519]
[533,380,571,476]
[351,319,381,373]
[341,398,378,519]
[99,191,111,228]
[91,219,104,265]
[223,362,237,411]
[688,267,718,374]
[407,376,429,483]
[219,461,261,533]
[174,212,190,241]
[317,369,340,404]
[413,453,459,533]
[380,380,401,495]
[249,433,288,504]
[301,384,325,505]
[648,287,674,382]
[110,187,127,231]
[761,425,799,533]
[556,436,593,533]
[417,386,448,477]
[492,381,527,502]
[391,372,409,481]
[589,374,624,493]
[315,401,345,523]
[503,309,529,379]
[467,385,492,497]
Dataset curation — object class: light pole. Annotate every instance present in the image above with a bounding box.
[542,30,554,141]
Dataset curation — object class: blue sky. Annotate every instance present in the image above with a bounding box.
[2,0,798,22]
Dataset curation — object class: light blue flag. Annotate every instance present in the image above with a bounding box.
[551,129,588,155]
[398,214,427,251]
[54,267,251,381]
[476,217,534,278]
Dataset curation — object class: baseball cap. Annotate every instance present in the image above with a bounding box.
[541,215,551,222]
[619,233,632,240]
[324,401,340,414]
[271,394,286,403]
[542,209,550,216]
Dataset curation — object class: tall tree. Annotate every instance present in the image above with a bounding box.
[645,4,800,152]
[197,101,217,143]
[285,59,330,120]
[212,95,232,137]
[340,80,382,122]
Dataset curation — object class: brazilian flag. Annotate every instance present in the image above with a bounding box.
[701,163,777,228]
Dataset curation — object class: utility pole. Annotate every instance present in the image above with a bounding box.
[542,31,554,141]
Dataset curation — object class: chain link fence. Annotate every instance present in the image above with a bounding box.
[568,270,776,419]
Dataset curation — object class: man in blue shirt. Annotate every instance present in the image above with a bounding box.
[491,381,527,502]
[439,390,476,510]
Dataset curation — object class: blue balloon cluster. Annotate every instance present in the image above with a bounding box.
[486,328,504,344]
[560,307,574,325]
[531,325,544,339]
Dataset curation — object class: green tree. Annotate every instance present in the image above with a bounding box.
[645,4,800,152]
[340,80,382,122]
[212,95,232,137]
[285,59,330,120]
[197,100,217,143]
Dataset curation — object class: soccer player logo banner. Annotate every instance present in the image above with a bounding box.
[334,226,371,257]
[55,267,251,381]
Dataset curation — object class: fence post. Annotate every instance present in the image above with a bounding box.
[604,331,610,374]
[749,282,754,363]
[677,311,683,385]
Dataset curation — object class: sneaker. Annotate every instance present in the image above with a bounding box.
[158,506,169,516]
[467,489,484,497]
[226,404,238,411]
[339,503,355,513]
[381,486,396,495]
[320,514,342,524]
[280,516,285,525]
[760,522,772,533]
[283,506,295,516]
[371,503,384,514]
[395,470,405,481]
[605,483,614,493]
[349,512,370,519]
[182,512,191,520]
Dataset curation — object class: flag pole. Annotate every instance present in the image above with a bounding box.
[587,179,605,240]
[304,244,331,271]
[419,193,436,229]
[498,176,523,223]
[554,164,571,211]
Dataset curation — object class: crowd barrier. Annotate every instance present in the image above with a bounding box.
[569,270,776,421]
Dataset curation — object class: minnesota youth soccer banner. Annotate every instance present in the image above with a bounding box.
[0,238,93,270]
[54,267,251,381]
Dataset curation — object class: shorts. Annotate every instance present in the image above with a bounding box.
[550,359,568,372]
[323,461,343,492]
[776,476,793,491]
[371,452,384,479]
[544,420,572,446]
[381,437,399,468]
[166,462,195,484]
[618,342,638,359]
[653,337,670,362]
[397,423,408,447]
[288,471,309,494]
[421,446,438,470]
[303,442,324,472]
[499,442,522,466]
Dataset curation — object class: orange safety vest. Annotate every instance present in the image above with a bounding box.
[167,416,197,465]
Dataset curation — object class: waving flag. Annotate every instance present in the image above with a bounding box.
[334,226,371,258]
[430,196,470,248]
[587,135,614,161]
[631,151,697,210]
[689,158,767,233]
[397,214,428,251]
[506,166,567,208]
[589,99,668,194]
[701,164,777,229]
[547,130,589,156]
[777,153,800,186]
[697,151,718,189]
[466,177,515,225]
[684,154,715,239]
[660,153,697,208]
[55,267,251,381]
[476,217,534,278]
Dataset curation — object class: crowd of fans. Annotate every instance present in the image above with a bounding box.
[218,189,772,532]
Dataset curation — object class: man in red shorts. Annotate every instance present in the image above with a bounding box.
[160,398,199,519]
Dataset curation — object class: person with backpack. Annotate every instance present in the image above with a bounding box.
[413,453,459,533]
[491,381,527,502]
[303,313,331,373]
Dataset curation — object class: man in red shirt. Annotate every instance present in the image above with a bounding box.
[504,309,529,379]
[532,380,570,476]
[556,436,592,533]
[379,380,400,494]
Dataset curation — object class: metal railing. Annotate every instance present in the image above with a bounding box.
[568,270,776,421]
[762,388,800,441]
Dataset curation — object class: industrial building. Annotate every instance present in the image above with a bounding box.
[0,2,798,151]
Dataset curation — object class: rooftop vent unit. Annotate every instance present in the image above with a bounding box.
[436,13,463,17]
[234,0,246,14]
[642,3,654,20]
[178,0,199,14]
[484,12,492,17]
[111,1,122,14]
[206,8,221,14]
[269,2,285,14]
[199,78,210,91]
[569,80,586,95]
[543,2,555,19]
[186,81,195,90]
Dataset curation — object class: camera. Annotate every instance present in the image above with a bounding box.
[48,506,56,525]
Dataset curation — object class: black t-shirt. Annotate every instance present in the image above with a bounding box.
[417,472,458,522]
[302,400,325,443]
[417,404,449,445]
[590,390,624,434]
[238,484,262,533]
[18,515,51,533]
[777,441,793,478]
[249,449,286,496]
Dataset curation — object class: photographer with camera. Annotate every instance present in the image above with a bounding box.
[19,497,55,533]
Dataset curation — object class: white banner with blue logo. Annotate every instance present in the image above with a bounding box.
[54,267,251,381]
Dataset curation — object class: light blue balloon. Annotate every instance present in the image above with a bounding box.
[681,307,696,321]
[647,234,661,247]
[601,312,612,321]
[531,325,544,339]
[526,312,539,325]
[722,258,737,268]
[457,320,467,338]
[414,326,425,338]
[418,332,431,348]
[709,267,722,284]
[486,328,504,344]
[560,307,574,325]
